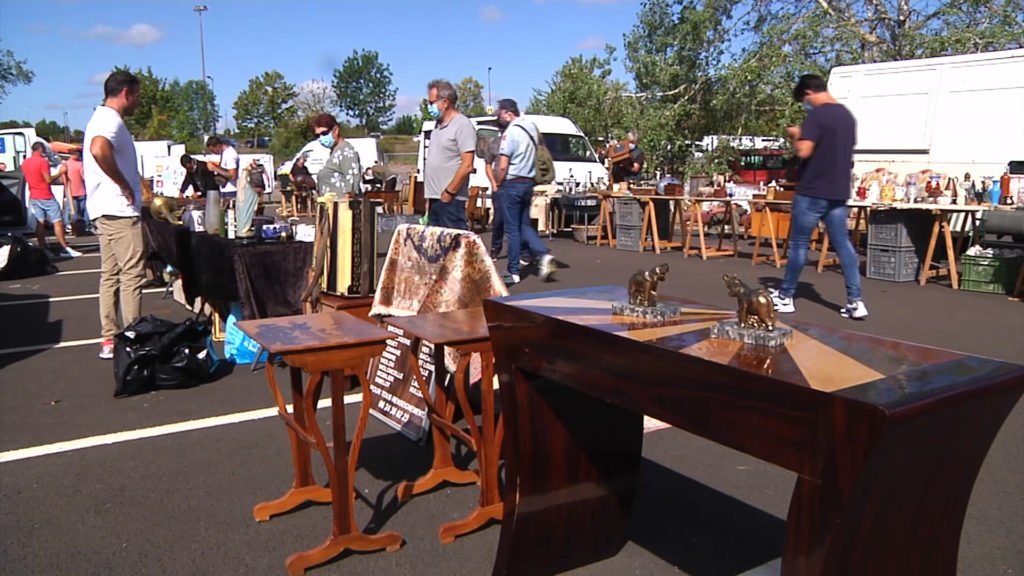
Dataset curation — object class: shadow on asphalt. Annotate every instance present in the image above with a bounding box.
[629,458,786,575]
[0,291,62,370]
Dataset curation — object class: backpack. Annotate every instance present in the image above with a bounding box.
[515,124,556,185]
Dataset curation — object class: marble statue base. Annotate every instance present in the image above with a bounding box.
[612,302,684,321]
[711,320,792,348]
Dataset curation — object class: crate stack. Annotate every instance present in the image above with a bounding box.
[866,211,931,282]
[614,198,644,251]
[959,252,1024,294]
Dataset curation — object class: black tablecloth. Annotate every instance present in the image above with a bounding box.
[143,218,313,319]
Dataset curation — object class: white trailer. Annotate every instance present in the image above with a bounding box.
[828,48,1024,180]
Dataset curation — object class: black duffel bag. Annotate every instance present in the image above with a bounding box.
[113,316,213,398]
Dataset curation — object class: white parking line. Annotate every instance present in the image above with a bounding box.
[0,337,105,356]
[0,288,164,307]
[0,393,364,464]
[55,268,102,275]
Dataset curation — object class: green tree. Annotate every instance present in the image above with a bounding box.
[455,76,487,116]
[294,79,338,118]
[389,114,420,135]
[233,70,297,142]
[34,119,65,141]
[168,79,218,142]
[0,43,34,103]
[529,46,632,147]
[270,115,314,166]
[332,49,397,133]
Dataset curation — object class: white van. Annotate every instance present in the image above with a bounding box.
[0,127,67,233]
[278,136,382,181]
[417,114,608,192]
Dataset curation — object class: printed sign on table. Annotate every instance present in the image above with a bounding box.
[368,323,439,441]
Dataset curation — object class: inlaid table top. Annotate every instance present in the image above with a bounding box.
[237,311,393,355]
[497,285,1015,395]
[383,307,489,346]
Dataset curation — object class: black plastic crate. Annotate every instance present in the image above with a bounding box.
[614,198,644,227]
[867,244,922,282]
[867,210,930,248]
[616,225,643,251]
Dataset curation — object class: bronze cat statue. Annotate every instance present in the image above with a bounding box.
[628,263,669,307]
[722,273,777,331]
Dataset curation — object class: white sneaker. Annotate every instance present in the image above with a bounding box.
[840,300,869,320]
[502,273,521,286]
[62,247,83,258]
[771,291,795,313]
[538,254,556,282]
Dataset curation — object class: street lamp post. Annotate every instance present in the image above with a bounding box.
[487,66,492,109]
[193,5,208,86]
[206,75,218,134]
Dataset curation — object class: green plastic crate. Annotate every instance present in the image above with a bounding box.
[959,254,1022,294]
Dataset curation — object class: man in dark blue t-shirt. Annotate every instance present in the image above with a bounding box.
[771,74,868,320]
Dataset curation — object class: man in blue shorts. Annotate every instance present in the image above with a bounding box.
[23,142,81,257]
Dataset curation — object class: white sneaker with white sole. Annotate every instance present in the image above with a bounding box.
[840,300,869,319]
[770,290,795,313]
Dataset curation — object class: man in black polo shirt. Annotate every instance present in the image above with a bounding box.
[771,74,868,320]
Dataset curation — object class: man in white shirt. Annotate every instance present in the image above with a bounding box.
[205,136,239,201]
[84,70,145,360]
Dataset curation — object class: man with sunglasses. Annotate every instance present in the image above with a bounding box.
[424,79,476,229]
[311,113,362,197]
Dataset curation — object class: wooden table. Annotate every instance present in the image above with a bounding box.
[682,197,741,259]
[386,307,503,543]
[483,286,1024,576]
[237,312,402,575]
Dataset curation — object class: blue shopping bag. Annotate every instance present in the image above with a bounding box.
[223,302,268,365]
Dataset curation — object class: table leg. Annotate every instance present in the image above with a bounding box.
[696,205,708,259]
[254,367,331,522]
[646,201,662,254]
[396,344,479,502]
[285,371,402,576]
[782,388,1022,576]
[942,214,959,290]
[492,369,644,576]
[919,214,942,286]
[766,208,782,268]
[439,347,504,543]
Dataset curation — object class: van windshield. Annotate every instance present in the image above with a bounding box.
[541,134,598,163]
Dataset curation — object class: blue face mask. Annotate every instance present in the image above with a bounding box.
[802,101,814,113]
[629,143,636,150]
[318,132,335,149]
[427,103,441,119]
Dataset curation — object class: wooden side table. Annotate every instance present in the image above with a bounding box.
[237,312,402,576]
[385,307,503,543]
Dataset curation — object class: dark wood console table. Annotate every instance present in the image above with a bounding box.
[482,286,1024,576]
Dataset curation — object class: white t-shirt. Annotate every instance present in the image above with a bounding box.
[219,145,239,193]
[83,105,141,218]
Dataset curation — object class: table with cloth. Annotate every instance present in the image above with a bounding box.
[142,217,313,319]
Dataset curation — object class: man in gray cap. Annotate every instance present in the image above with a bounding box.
[493,98,556,285]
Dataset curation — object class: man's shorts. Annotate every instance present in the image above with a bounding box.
[31,199,63,224]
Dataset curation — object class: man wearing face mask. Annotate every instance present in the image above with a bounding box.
[311,113,362,197]
[611,130,645,182]
[770,74,867,320]
[424,79,476,229]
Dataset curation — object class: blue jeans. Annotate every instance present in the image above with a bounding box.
[31,198,63,223]
[780,194,862,301]
[66,196,89,228]
[501,179,548,276]
[428,197,467,230]
[490,191,505,253]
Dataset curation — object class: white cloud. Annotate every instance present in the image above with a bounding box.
[85,23,164,47]
[480,5,503,23]
[577,36,605,50]
[394,95,423,118]
[88,71,111,85]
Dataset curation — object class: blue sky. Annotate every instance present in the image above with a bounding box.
[0,0,641,133]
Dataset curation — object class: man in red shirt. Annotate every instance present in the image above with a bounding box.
[23,142,81,257]
[63,148,90,234]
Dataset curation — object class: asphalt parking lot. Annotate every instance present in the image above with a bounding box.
[1,228,1021,576]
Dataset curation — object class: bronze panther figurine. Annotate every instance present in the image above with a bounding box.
[722,273,776,331]
[628,263,669,307]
